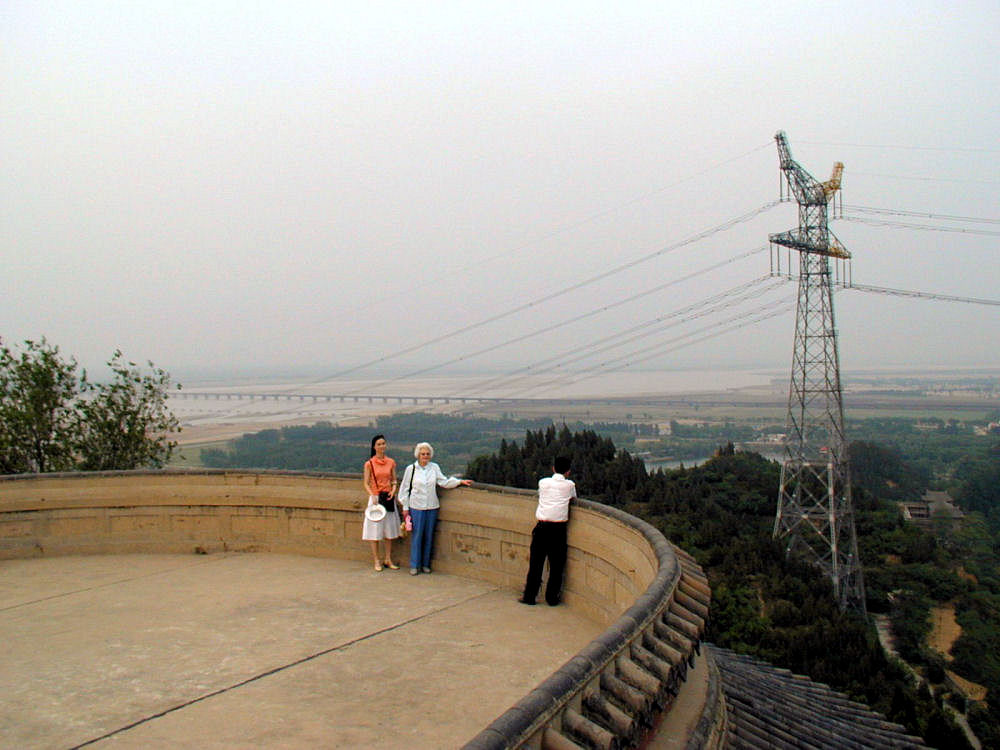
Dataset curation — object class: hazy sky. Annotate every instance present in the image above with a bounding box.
[3,2,998,392]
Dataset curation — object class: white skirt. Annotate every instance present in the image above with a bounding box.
[362,495,401,541]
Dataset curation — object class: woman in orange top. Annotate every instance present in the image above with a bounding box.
[362,434,400,571]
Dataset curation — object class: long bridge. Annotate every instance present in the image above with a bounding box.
[175,390,519,405]
[172,389,719,408]
[172,390,769,408]
[172,388,1000,412]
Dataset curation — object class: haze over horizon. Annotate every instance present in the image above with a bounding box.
[3,2,998,396]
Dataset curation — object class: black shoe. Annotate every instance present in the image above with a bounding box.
[518,597,536,605]
[546,600,560,607]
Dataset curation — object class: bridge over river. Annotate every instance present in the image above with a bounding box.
[172,389,723,407]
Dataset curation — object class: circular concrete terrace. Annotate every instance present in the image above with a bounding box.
[0,471,715,749]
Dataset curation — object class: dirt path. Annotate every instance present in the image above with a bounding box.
[928,603,961,661]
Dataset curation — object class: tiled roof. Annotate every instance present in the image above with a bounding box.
[707,645,927,749]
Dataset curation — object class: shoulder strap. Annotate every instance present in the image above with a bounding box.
[407,462,417,495]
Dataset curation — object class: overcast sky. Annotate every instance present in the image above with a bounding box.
[3,2,998,391]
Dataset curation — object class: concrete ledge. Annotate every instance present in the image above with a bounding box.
[0,470,711,748]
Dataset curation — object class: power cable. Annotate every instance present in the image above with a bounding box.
[458,277,785,398]
[838,283,1000,307]
[290,141,775,370]
[491,286,791,397]
[304,201,782,386]
[439,141,774,278]
[348,247,771,397]
[842,205,1000,225]
[849,172,999,186]
[798,141,1000,155]
[839,216,1000,236]
[512,300,795,398]
[767,275,1000,307]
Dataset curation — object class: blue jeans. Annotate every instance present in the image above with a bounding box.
[409,508,439,570]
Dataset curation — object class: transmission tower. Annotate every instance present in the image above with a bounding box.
[770,131,866,614]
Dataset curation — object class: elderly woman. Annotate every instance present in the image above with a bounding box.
[398,442,472,575]
[362,434,400,571]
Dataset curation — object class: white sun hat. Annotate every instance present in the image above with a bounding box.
[365,504,387,522]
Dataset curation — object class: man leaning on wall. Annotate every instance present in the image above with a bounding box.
[519,455,575,606]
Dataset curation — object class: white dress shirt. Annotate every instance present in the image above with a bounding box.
[398,461,462,511]
[535,473,576,522]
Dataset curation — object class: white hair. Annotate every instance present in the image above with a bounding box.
[413,442,434,458]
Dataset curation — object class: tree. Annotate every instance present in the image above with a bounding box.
[0,339,181,473]
[0,338,79,473]
[76,351,181,470]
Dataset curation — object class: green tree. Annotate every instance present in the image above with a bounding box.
[76,351,181,470]
[0,338,79,473]
[0,339,181,473]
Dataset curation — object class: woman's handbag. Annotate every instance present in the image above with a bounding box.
[369,459,396,513]
[377,491,394,512]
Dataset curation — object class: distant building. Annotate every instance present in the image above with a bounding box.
[899,491,963,529]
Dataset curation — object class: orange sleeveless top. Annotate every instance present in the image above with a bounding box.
[367,456,396,493]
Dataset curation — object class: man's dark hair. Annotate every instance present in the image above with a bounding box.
[553,455,572,474]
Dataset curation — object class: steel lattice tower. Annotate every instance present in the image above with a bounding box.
[770,131,865,614]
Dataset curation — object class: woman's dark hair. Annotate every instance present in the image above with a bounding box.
[370,434,386,457]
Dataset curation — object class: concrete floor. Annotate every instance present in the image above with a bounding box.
[1,554,600,749]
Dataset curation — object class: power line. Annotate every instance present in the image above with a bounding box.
[440,141,775,278]
[305,201,782,386]
[850,172,999,186]
[842,205,1000,225]
[457,276,785,398]
[297,141,775,357]
[839,216,1000,236]
[349,247,772,397]
[511,299,795,398]
[769,275,1000,306]
[839,283,1000,306]
[798,140,1000,155]
[492,285,791,398]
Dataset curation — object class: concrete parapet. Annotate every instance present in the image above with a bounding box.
[0,469,711,748]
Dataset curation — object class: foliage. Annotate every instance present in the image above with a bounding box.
[0,338,180,473]
[849,440,927,502]
[1,338,82,473]
[953,442,1000,533]
[200,413,552,473]
[76,351,181,470]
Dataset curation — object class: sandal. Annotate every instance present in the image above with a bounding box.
[383,560,399,570]
[374,561,383,571]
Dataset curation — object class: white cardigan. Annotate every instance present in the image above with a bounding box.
[398,461,462,511]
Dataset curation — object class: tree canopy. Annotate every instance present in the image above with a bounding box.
[0,338,181,473]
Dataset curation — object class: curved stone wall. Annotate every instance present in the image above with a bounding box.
[0,470,713,748]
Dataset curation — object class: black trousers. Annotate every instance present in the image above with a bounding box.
[522,520,568,605]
